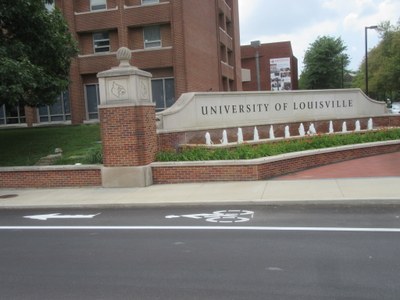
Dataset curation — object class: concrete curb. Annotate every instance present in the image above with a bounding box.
[1,178,399,209]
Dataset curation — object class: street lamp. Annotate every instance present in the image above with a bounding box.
[365,25,378,96]
[251,40,261,91]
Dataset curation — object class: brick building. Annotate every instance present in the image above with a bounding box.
[241,41,298,92]
[8,0,241,126]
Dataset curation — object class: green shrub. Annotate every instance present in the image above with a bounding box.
[156,128,400,162]
[84,144,103,164]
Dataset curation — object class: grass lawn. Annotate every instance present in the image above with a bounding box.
[0,124,101,166]
[1,124,399,167]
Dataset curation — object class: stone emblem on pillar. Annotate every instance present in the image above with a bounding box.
[98,47,152,105]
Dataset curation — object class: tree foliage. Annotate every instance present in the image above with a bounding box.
[0,0,77,107]
[353,20,400,101]
[299,36,349,90]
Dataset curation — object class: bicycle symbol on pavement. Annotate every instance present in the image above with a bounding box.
[165,209,254,223]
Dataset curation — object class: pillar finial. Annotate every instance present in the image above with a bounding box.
[116,47,132,67]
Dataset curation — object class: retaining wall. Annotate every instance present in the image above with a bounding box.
[151,140,400,184]
[1,140,399,188]
[1,114,399,188]
[0,166,101,188]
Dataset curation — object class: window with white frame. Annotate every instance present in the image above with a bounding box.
[38,91,71,122]
[144,26,161,49]
[0,104,26,125]
[141,0,160,5]
[151,78,175,111]
[85,84,100,120]
[0,104,5,125]
[93,31,110,53]
[91,0,107,11]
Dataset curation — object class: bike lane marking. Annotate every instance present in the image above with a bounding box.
[165,209,255,223]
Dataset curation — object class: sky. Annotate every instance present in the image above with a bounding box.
[238,0,400,73]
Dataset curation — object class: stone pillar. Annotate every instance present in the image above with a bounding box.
[98,47,157,187]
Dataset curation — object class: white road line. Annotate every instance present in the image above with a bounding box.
[1,226,400,232]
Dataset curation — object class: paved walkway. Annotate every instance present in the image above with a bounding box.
[0,152,399,209]
[276,151,400,180]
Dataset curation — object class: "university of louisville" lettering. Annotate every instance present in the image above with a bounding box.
[293,99,353,110]
[201,103,270,115]
[201,99,353,116]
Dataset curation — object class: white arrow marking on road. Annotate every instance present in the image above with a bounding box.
[166,214,215,219]
[23,213,100,221]
[165,215,181,219]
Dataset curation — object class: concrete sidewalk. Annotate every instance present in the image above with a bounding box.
[0,177,399,209]
[1,152,399,209]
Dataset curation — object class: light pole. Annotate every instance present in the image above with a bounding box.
[365,25,378,96]
[341,55,344,88]
[251,40,261,91]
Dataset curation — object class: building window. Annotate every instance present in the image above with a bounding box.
[144,26,161,49]
[0,104,26,125]
[85,84,100,120]
[93,31,110,53]
[91,0,107,11]
[0,105,4,125]
[38,91,71,123]
[151,78,175,111]
[141,0,159,5]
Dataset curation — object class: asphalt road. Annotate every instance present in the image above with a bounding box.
[1,203,400,299]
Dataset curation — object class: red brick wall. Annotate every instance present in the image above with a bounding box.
[69,59,86,124]
[78,53,117,75]
[229,0,243,91]
[241,41,298,91]
[0,167,101,188]
[72,0,89,12]
[75,8,120,33]
[181,0,220,93]
[1,114,399,188]
[152,142,400,184]
[123,4,171,26]
[153,164,259,184]
[1,140,398,188]
[150,67,174,78]
[176,0,241,93]
[56,0,242,124]
[81,74,99,84]
[170,0,187,97]
[133,48,174,70]
[100,105,157,167]
[152,115,400,183]
[24,106,38,127]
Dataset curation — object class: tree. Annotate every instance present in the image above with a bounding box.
[299,36,349,89]
[353,20,400,101]
[0,0,77,107]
